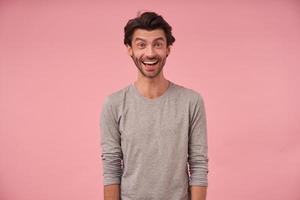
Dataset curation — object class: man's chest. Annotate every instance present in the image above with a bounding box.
[118,100,190,149]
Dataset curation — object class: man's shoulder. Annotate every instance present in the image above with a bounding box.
[103,84,131,107]
[172,81,204,102]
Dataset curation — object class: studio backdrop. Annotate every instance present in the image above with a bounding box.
[0,0,299,200]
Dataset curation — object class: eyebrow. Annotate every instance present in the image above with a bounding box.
[134,37,166,42]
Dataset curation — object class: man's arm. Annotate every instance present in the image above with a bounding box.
[188,94,209,200]
[190,186,207,200]
[104,184,120,200]
[100,96,123,200]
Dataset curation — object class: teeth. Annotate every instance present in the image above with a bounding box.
[143,60,158,64]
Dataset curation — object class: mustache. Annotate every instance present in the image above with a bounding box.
[130,55,161,62]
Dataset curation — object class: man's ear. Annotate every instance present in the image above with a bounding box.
[166,46,171,57]
[126,44,133,57]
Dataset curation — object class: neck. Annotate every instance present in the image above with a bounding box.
[134,76,170,99]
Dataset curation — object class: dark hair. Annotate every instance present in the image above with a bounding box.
[124,11,176,47]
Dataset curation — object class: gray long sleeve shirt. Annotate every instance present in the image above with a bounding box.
[100,81,209,200]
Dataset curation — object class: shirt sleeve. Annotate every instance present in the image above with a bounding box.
[100,96,123,186]
[188,94,209,186]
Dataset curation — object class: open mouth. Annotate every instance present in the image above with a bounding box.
[142,60,159,66]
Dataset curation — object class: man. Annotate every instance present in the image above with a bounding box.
[100,11,209,200]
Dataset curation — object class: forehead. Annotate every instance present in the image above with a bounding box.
[132,28,166,42]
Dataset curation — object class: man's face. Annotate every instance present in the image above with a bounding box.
[127,28,170,79]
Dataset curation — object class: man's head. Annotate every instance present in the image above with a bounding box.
[124,12,175,47]
[124,12,175,79]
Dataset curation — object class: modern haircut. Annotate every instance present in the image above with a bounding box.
[124,11,176,47]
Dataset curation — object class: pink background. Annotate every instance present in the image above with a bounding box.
[1,0,299,200]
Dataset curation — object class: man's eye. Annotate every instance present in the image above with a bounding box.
[155,43,162,48]
[137,43,146,48]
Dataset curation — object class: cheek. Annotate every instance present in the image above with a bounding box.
[132,51,143,59]
[158,53,168,60]
[157,49,168,57]
[132,54,142,64]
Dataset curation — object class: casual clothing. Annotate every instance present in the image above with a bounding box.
[100,80,209,200]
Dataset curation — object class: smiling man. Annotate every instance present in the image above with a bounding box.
[100,11,209,200]
[128,28,169,79]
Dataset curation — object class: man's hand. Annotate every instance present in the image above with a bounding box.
[190,186,207,200]
[104,184,120,200]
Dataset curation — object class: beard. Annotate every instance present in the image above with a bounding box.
[131,53,167,79]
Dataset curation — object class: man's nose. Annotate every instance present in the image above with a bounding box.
[145,46,155,57]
